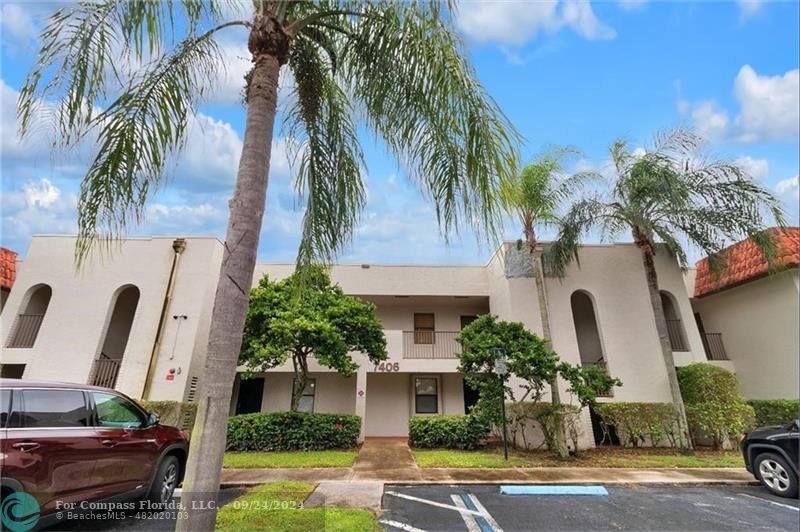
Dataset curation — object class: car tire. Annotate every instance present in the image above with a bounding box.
[754,452,798,498]
[146,456,180,506]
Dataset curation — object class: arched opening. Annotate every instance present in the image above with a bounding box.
[89,286,140,389]
[570,290,605,367]
[6,284,52,348]
[660,290,688,351]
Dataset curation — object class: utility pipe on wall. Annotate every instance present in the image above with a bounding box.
[141,238,186,399]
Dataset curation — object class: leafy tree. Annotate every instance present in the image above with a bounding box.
[240,266,387,411]
[20,2,519,526]
[548,129,785,451]
[456,315,619,453]
[499,148,593,458]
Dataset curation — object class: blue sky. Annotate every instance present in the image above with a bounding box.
[1,0,798,264]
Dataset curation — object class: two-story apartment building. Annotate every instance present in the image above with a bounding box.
[1,234,719,447]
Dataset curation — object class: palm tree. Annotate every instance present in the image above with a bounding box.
[19,2,519,528]
[499,149,591,459]
[548,129,785,451]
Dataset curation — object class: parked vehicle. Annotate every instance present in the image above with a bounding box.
[0,379,189,527]
[741,419,799,498]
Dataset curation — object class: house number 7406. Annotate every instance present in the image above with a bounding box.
[376,362,400,372]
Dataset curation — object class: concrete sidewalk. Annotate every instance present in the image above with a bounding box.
[220,466,755,487]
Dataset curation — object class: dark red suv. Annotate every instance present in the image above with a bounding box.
[0,379,189,527]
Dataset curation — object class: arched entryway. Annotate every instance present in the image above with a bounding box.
[6,284,52,348]
[570,290,605,367]
[660,290,688,351]
[89,285,140,389]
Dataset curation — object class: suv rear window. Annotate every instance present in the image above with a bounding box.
[20,389,90,428]
[0,389,9,428]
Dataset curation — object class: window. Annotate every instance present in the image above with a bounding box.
[414,377,439,414]
[460,315,477,329]
[295,379,316,413]
[0,389,9,429]
[92,392,144,429]
[20,389,90,428]
[0,364,25,379]
[414,313,435,344]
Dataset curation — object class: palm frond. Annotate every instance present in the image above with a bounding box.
[546,198,611,277]
[286,34,366,265]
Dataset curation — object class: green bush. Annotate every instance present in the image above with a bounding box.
[506,402,584,451]
[747,400,800,427]
[677,363,754,449]
[408,415,490,450]
[226,412,360,451]
[594,403,679,447]
[138,400,197,432]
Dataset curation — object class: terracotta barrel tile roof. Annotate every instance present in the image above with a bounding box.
[693,227,800,298]
[1,247,17,291]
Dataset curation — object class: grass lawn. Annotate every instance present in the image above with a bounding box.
[222,450,358,469]
[412,447,745,469]
[216,481,379,532]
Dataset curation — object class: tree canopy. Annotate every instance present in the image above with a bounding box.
[240,266,387,410]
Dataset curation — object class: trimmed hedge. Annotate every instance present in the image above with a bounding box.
[594,402,679,447]
[139,400,197,432]
[227,412,361,451]
[409,415,490,450]
[677,363,754,449]
[747,400,800,427]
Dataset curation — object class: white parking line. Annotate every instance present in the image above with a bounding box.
[384,491,483,516]
[379,518,430,532]
[450,495,482,532]
[738,492,800,512]
[465,494,504,532]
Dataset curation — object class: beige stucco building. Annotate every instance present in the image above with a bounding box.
[3,233,792,447]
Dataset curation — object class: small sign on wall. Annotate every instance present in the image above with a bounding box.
[166,368,176,381]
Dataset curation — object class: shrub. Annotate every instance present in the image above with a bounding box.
[227,412,361,451]
[747,400,800,427]
[677,363,754,449]
[408,415,490,450]
[594,403,679,447]
[139,400,197,432]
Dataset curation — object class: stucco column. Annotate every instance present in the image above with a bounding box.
[355,367,368,442]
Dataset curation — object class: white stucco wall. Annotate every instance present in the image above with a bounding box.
[691,270,800,399]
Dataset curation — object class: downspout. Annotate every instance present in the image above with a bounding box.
[141,238,186,399]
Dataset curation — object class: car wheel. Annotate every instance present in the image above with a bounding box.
[755,452,798,498]
[146,456,180,505]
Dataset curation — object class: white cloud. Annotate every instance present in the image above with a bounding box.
[678,66,799,143]
[776,175,799,200]
[176,113,243,189]
[678,99,729,142]
[1,178,79,248]
[734,156,769,180]
[456,0,614,48]
[733,65,799,142]
[0,3,37,41]
[737,0,763,19]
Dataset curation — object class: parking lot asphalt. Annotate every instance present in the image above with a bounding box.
[380,484,800,532]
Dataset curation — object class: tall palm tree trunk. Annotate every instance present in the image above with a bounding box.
[633,228,693,452]
[177,34,284,530]
[524,227,569,459]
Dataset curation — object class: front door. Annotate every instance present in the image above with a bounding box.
[236,378,265,415]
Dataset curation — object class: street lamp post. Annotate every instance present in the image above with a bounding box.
[493,347,509,461]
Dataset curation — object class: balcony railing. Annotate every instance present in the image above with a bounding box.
[402,331,461,359]
[89,354,121,389]
[665,319,689,352]
[703,332,729,361]
[5,314,45,348]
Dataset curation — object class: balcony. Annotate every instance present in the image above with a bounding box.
[702,332,729,361]
[402,331,461,359]
[89,354,121,389]
[6,314,45,348]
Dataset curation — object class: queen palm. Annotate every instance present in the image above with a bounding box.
[548,129,785,450]
[499,149,591,459]
[19,1,519,528]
